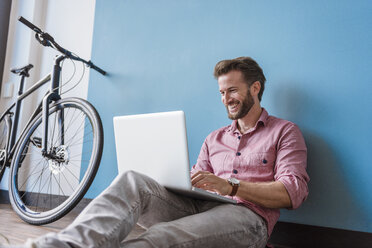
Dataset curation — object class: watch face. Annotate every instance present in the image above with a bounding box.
[229,178,240,185]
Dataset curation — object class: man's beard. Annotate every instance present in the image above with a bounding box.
[226,93,254,120]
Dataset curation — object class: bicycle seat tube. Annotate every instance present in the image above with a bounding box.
[3,114,13,167]
[41,55,64,157]
[8,73,27,151]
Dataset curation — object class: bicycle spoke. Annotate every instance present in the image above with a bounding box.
[48,173,53,211]
[60,112,87,146]
[57,173,60,209]
[35,170,45,212]
[51,107,73,148]
[51,173,66,196]
[62,164,80,182]
[60,169,76,192]
[19,161,47,203]
[65,139,94,148]
[65,128,94,147]
[17,165,46,191]
[17,161,45,198]
[68,151,94,160]
[54,107,78,145]
[64,125,91,150]
[51,108,80,147]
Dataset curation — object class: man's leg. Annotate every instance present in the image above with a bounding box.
[29,171,200,248]
[121,203,268,248]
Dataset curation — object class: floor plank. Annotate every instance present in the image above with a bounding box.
[0,203,145,246]
[0,203,78,245]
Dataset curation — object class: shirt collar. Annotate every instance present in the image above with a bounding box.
[258,108,269,126]
[227,108,269,135]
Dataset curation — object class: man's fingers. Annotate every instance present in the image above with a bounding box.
[191,171,212,185]
[194,180,212,190]
[191,173,208,185]
[191,170,211,179]
[192,174,216,189]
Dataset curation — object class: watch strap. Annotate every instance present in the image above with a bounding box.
[229,184,239,196]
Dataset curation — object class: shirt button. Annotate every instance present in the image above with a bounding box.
[236,152,241,156]
[233,169,238,174]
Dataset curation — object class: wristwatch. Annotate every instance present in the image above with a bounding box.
[227,177,240,196]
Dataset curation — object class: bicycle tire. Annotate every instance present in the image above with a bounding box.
[9,97,103,225]
[0,114,10,181]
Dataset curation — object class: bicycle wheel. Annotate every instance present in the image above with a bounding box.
[0,114,10,181]
[9,97,103,224]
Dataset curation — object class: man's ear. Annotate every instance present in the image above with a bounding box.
[250,81,261,97]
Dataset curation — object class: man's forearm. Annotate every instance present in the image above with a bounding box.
[235,180,292,209]
[192,170,292,208]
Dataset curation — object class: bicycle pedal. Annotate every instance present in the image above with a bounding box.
[31,137,42,148]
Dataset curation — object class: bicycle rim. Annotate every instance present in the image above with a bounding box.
[9,98,103,224]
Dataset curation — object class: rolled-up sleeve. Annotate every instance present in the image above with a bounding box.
[191,139,214,176]
[274,124,310,209]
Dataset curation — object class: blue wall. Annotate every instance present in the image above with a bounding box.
[86,0,372,233]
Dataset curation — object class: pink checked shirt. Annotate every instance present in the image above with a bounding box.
[191,108,309,236]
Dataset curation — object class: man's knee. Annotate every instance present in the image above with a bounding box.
[122,170,144,181]
[113,170,161,195]
[115,170,147,186]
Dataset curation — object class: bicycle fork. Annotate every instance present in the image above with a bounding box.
[41,55,64,159]
[41,93,61,157]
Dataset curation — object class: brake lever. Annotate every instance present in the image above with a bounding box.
[35,33,52,47]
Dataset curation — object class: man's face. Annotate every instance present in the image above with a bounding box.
[218,70,254,120]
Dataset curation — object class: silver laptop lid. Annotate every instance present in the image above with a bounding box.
[113,111,192,190]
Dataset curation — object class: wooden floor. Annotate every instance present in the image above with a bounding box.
[0,203,76,245]
[0,203,294,247]
[0,203,144,246]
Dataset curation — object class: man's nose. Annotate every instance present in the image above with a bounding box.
[223,93,231,104]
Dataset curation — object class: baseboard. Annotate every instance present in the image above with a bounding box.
[0,189,9,204]
[269,221,372,248]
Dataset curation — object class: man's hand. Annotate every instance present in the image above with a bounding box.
[191,171,292,208]
[191,171,232,196]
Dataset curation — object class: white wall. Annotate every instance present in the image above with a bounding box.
[0,0,96,190]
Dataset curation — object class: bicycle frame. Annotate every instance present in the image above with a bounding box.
[1,54,68,167]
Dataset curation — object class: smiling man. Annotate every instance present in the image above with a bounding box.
[191,56,309,245]
[3,57,309,248]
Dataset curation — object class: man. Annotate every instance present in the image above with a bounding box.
[4,57,309,248]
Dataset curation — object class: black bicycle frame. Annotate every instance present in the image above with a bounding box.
[1,54,68,166]
[41,55,63,157]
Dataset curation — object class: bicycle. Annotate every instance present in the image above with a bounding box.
[0,16,106,225]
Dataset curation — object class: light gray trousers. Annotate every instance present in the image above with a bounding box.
[30,171,268,248]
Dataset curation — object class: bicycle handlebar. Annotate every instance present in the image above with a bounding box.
[18,16,43,34]
[18,16,106,75]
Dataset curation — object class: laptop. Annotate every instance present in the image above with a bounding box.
[113,111,236,204]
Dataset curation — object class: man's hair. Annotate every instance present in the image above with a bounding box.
[213,57,266,101]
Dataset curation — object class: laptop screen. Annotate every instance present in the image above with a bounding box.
[113,111,192,189]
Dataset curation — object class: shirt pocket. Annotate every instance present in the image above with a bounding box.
[240,152,276,182]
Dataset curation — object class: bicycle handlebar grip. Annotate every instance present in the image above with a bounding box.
[18,16,42,34]
[89,62,106,75]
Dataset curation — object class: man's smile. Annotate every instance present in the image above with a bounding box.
[228,101,240,113]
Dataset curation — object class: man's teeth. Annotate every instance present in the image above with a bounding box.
[229,103,238,111]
